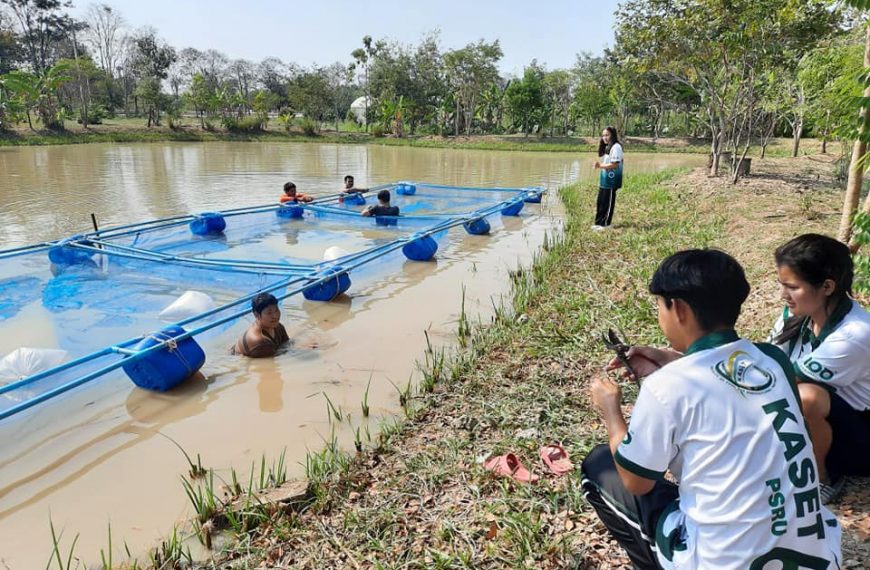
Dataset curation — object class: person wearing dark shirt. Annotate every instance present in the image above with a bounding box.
[362,189,399,217]
[232,293,290,358]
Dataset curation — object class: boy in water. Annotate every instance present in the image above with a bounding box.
[361,189,399,217]
[232,293,290,358]
[582,249,841,569]
[279,181,313,203]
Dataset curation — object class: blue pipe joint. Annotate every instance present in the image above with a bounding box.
[396,183,417,196]
[277,204,305,219]
[463,217,491,235]
[122,325,205,392]
[189,212,227,236]
[402,234,438,261]
[48,235,95,266]
[303,266,352,301]
[523,188,544,203]
[344,193,366,206]
[501,199,525,216]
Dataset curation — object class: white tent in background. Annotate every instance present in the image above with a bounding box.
[349,96,371,125]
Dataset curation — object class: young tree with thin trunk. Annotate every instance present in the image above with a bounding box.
[83,3,125,78]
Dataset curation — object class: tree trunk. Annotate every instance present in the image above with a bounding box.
[791,117,803,157]
[454,98,460,137]
[822,110,831,154]
[839,24,870,245]
[709,127,723,177]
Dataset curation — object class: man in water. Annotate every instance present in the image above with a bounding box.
[233,293,290,358]
[361,189,399,217]
[279,181,313,203]
[341,175,368,194]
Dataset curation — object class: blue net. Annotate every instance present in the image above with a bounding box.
[0,182,544,420]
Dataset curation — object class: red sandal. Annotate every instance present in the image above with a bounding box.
[540,444,573,475]
[484,452,539,483]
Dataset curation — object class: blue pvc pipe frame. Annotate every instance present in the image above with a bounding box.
[0,182,547,421]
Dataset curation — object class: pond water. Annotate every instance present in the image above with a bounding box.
[0,141,704,567]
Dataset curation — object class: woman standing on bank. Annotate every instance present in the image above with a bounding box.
[592,126,624,231]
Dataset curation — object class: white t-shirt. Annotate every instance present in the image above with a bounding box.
[603,141,623,166]
[770,299,870,411]
[599,142,624,189]
[615,331,842,569]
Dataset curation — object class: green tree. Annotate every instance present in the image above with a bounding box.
[543,69,574,136]
[350,35,377,132]
[287,66,334,123]
[570,53,613,136]
[443,39,502,136]
[505,63,547,136]
[1,0,79,72]
[616,0,842,175]
[130,29,175,126]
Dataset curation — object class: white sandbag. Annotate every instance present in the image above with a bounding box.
[0,347,68,384]
[158,290,216,321]
[323,246,349,261]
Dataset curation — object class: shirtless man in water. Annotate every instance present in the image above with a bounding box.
[341,175,368,194]
[233,293,290,358]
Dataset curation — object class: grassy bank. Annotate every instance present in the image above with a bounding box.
[0,120,831,157]
[166,154,862,570]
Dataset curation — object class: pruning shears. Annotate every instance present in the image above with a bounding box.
[601,328,642,385]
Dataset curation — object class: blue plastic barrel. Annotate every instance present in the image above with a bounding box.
[402,234,438,261]
[189,213,227,236]
[276,204,305,219]
[122,325,205,391]
[344,193,366,206]
[396,183,417,196]
[303,266,352,301]
[48,236,95,266]
[375,216,398,227]
[501,200,524,216]
[463,217,491,235]
[524,189,543,203]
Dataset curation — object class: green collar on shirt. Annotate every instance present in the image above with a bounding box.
[799,297,852,349]
[684,329,739,356]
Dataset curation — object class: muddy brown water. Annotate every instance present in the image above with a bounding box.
[0,142,704,567]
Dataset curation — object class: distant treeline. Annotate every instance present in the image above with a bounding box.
[0,1,863,159]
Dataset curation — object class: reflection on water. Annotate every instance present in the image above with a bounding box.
[0,142,705,568]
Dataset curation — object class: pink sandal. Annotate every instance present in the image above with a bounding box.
[540,444,573,475]
[484,453,539,483]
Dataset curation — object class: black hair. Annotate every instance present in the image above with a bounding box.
[649,249,750,331]
[283,181,296,193]
[344,175,354,183]
[251,292,279,316]
[774,233,853,344]
[377,189,391,203]
[597,126,620,158]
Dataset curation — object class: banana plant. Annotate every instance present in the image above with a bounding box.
[4,62,72,130]
[378,96,409,137]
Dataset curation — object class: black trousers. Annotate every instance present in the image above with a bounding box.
[580,444,679,570]
[826,391,870,480]
[595,187,618,226]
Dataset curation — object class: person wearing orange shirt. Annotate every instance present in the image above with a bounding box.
[279,181,313,203]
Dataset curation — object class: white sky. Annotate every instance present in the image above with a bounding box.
[68,0,617,75]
